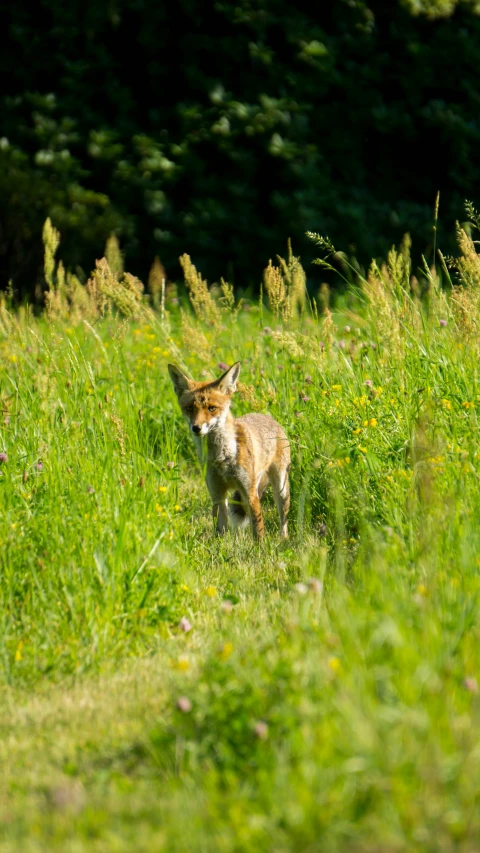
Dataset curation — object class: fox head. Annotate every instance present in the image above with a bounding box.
[168,362,241,436]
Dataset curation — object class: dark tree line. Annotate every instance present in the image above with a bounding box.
[1,0,480,295]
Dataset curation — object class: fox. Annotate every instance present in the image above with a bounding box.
[168,361,290,539]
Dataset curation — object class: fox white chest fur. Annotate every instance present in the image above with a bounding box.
[168,361,290,539]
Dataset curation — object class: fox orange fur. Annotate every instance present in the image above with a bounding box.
[168,362,290,538]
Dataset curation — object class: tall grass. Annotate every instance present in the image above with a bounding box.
[1,218,480,850]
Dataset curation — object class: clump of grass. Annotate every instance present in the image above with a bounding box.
[263,240,307,319]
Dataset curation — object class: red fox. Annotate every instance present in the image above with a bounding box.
[168,362,290,538]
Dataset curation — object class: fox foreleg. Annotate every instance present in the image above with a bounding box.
[207,472,229,535]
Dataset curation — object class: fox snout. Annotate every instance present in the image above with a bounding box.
[190,418,217,436]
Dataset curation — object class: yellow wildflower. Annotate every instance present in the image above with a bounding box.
[205,586,217,597]
[218,642,233,661]
[159,485,167,493]
[328,656,341,673]
[352,428,362,435]
[368,418,377,427]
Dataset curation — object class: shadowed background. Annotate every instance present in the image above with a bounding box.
[1,0,480,295]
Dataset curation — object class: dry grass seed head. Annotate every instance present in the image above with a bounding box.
[105,234,124,280]
[237,382,263,411]
[87,259,150,321]
[43,218,61,291]
[180,310,213,363]
[273,330,305,360]
[264,259,290,319]
[149,257,166,308]
[179,254,222,329]
[363,261,404,357]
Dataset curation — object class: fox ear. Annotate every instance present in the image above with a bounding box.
[168,364,192,396]
[215,362,241,396]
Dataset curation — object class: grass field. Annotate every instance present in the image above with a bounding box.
[1,223,480,851]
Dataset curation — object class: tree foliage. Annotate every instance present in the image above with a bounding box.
[1,0,480,293]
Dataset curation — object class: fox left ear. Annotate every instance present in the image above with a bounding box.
[216,362,241,396]
[168,363,193,397]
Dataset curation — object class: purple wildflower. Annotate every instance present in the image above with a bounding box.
[364,380,373,388]
[464,677,478,693]
[254,721,269,740]
[302,395,310,403]
[0,452,7,464]
[439,318,447,327]
[179,616,192,633]
[166,461,175,469]
[176,696,192,713]
[318,523,328,538]
[305,375,313,385]
[218,362,229,371]
[338,339,346,350]
[36,461,44,471]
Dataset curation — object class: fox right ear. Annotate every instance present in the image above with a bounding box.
[168,364,192,397]
[215,361,241,396]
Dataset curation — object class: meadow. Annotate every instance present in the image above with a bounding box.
[1,218,480,851]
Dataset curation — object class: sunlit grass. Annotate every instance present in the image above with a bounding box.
[1,227,480,849]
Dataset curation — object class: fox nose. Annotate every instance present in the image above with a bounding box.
[192,425,201,434]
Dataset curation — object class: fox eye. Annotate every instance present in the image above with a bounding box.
[208,405,217,413]
[185,405,193,414]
